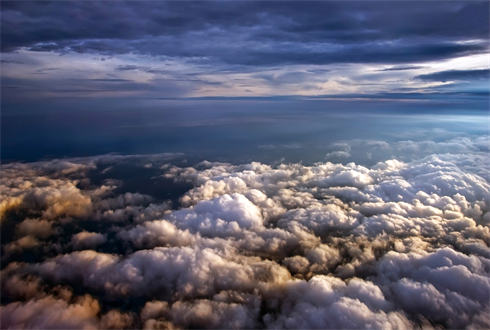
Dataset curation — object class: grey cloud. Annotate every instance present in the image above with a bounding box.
[115,65,144,71]
[376,66,425,71]
[87,78,133,82]
[2,2,488,67]
[325,151,351,160]
[415,69,489,82]
[2,1,488,105]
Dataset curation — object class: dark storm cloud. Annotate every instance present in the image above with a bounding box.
[415,69,490,82]
[1,1,488,66]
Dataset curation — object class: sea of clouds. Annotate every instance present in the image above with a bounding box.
[1,136,489,329]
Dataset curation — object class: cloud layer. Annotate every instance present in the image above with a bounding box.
[1,144,489,329]
[1,2,488,102]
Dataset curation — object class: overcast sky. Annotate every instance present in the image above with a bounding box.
[1,1,489,107]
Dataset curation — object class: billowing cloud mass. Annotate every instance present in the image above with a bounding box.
[1,140,489,329]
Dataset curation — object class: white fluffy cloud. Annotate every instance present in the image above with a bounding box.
[1,149,489,329]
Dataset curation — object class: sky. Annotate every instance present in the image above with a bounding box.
[2,1,489,163]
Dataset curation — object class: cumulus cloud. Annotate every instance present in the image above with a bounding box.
[325,150,351,159]
[1,149,489,329]
[322,136,490,172]
[17,219,58,239]
[1,294,100,329]
[0,160,95,221]
[4,236,42,256]
[71,231,107,250]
